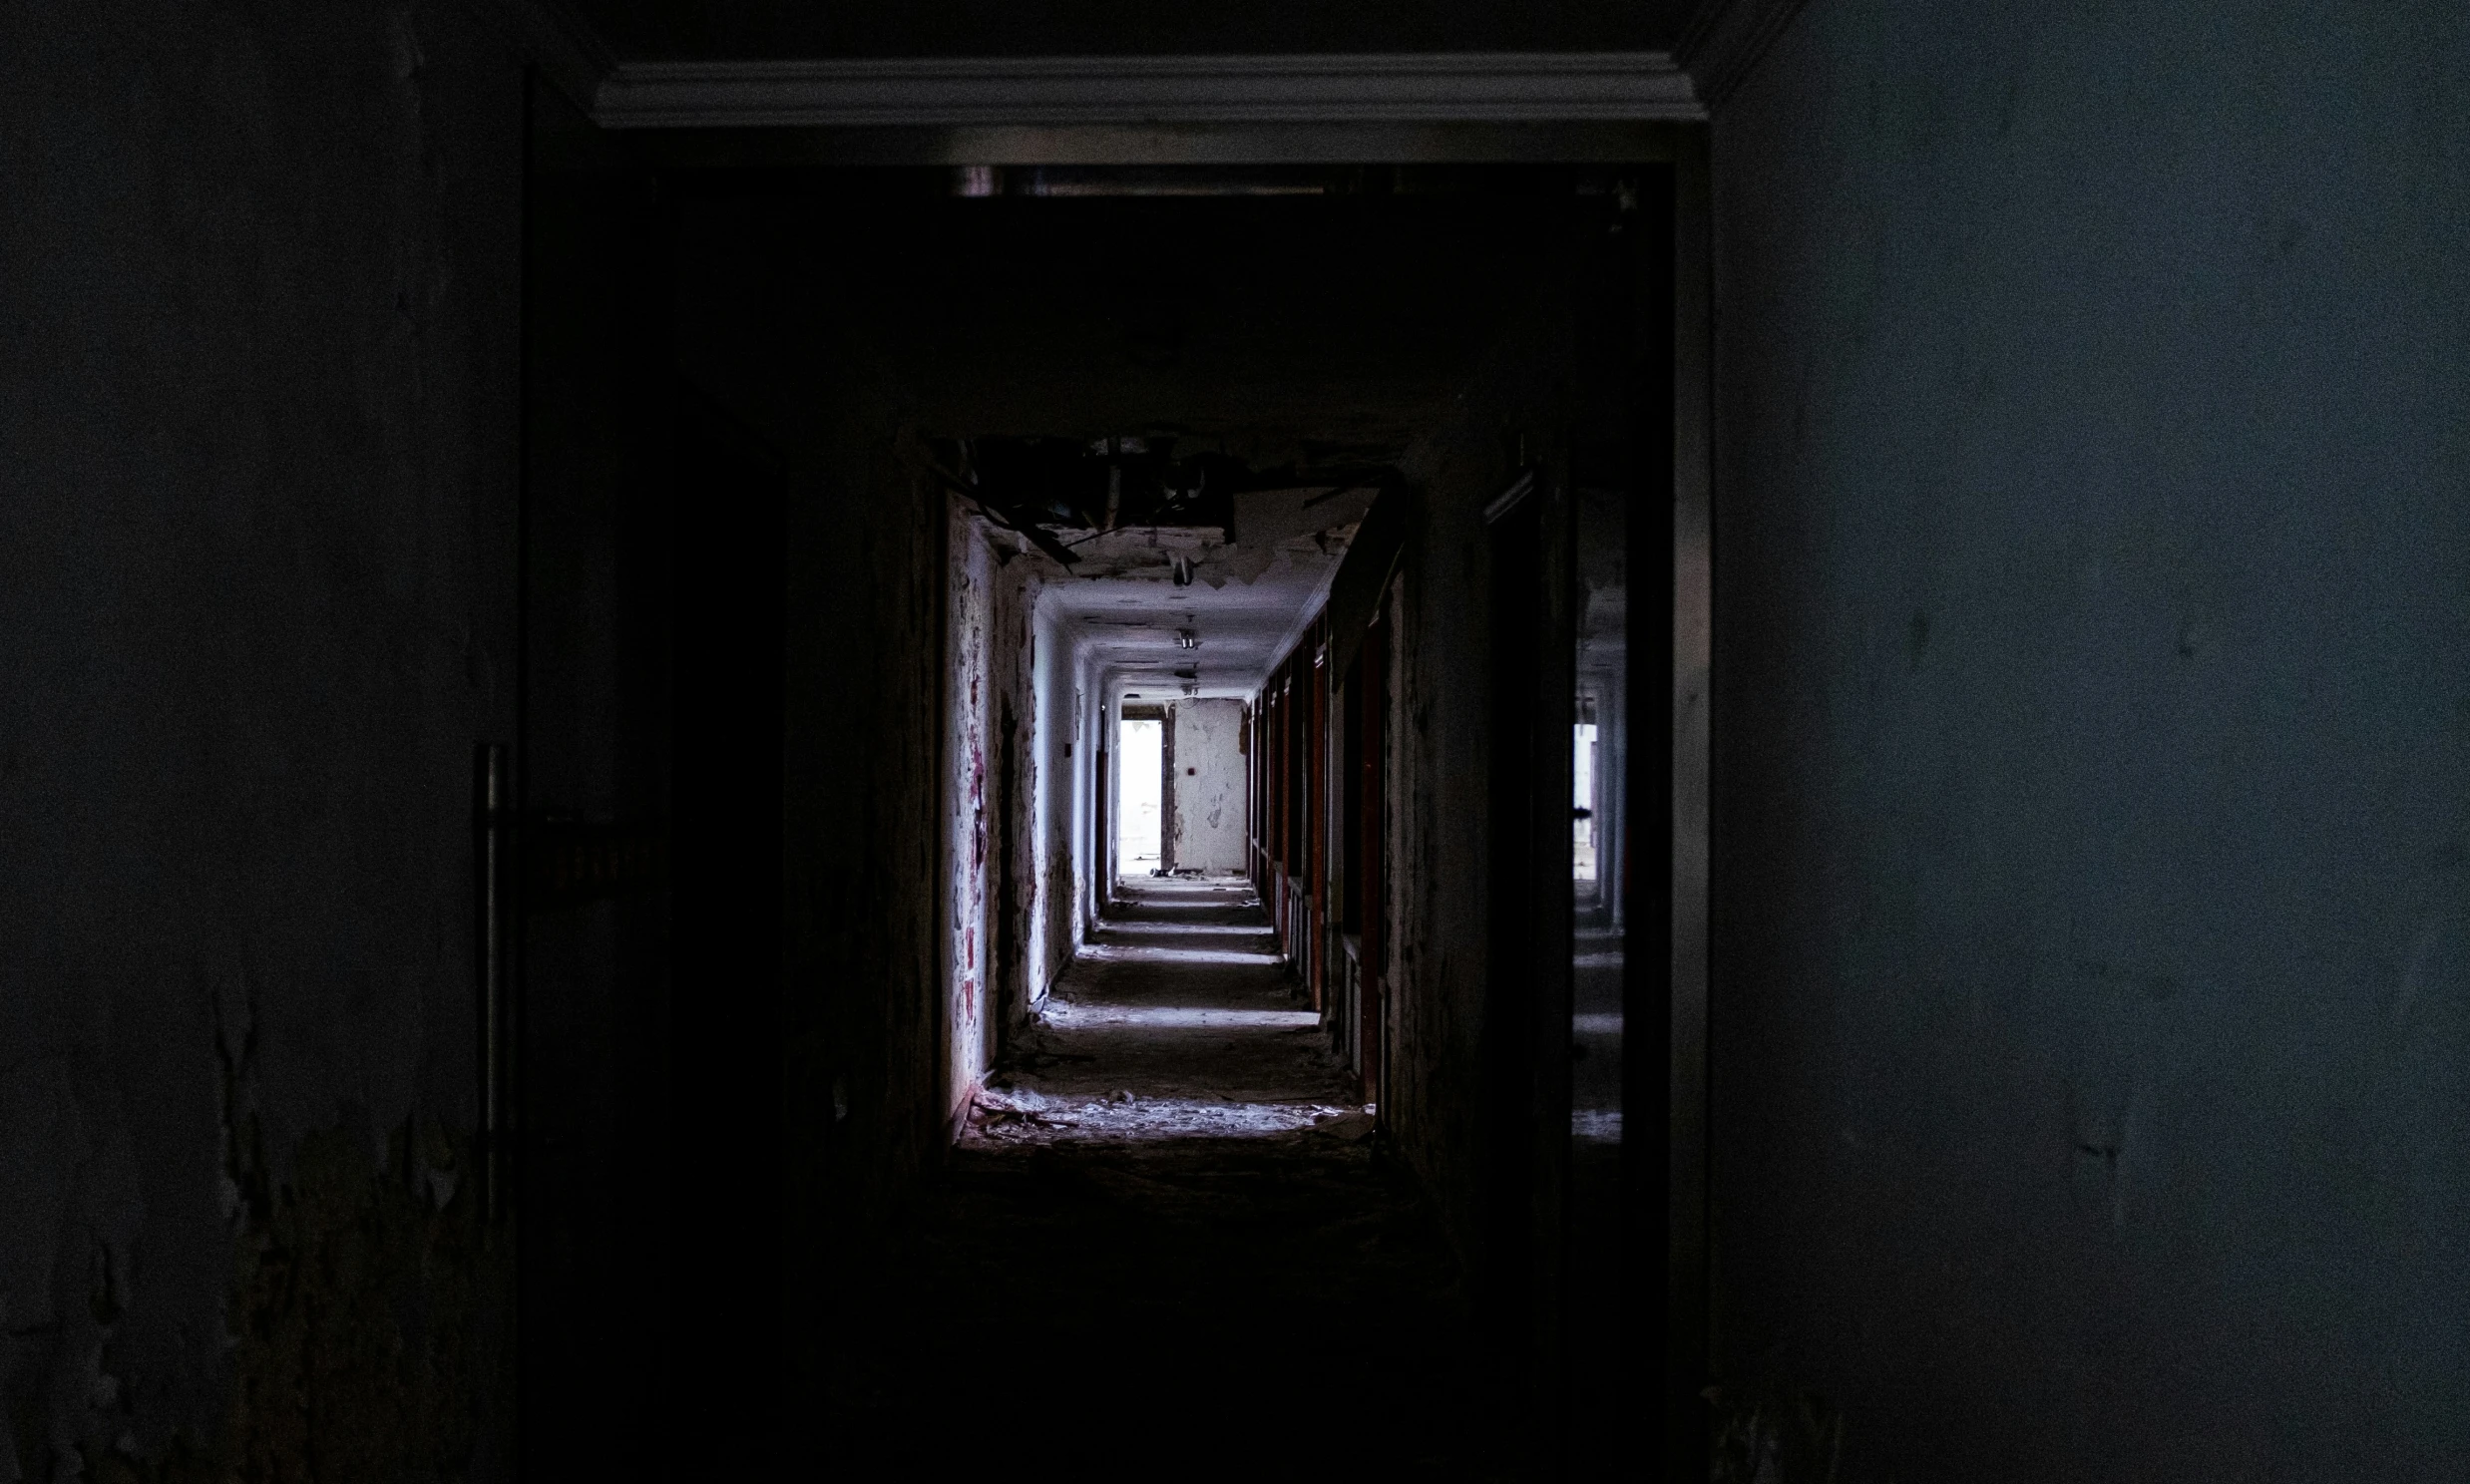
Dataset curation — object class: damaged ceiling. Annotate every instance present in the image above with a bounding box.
[938,433,1390,575]
[957,438,1381,695]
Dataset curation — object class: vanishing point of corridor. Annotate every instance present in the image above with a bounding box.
[827,880,1482,1478]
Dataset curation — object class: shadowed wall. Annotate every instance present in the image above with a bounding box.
[0,0,524,1475]
[1708,4,2470,1477]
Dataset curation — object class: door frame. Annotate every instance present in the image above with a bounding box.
[520,95,1711,1479]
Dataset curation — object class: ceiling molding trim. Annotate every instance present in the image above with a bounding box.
[1675,0,1814,113]
[590,52,1703,130]
[507,0,617,116]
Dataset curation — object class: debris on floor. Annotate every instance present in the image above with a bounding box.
[832,881,1485,1477]
[966,1085,1078,1133]
[1310,1108,1379,1142]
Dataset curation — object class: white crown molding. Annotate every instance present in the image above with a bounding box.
[1675,0,1814,113]
[588,52,1702,131]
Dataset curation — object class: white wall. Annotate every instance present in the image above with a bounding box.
[1029,596,1078,1005]
[1167,698,1249,873]
[1074,652,1108,934]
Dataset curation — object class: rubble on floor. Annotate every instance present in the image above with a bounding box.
[832,882,1486,1477]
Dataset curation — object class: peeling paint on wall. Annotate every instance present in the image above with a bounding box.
[947,496,1049,1117]
[0,0,523,1469]
[69,1119,510,1484]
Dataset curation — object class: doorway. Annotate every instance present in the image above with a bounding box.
[522,138,1712,1482]
[1115,706,1164,879]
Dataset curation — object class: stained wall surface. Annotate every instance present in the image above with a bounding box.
[0,0,523,1474]
[943,499,1041,1112]
[1167,699,1249,873]
[1708,4,2470,1477]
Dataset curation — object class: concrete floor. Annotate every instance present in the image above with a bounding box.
[824,881,1491,1478]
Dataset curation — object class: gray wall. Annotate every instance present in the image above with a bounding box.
[1167,699,1248,873]
[1708,4,2470,1476]
[0,0,522,1474]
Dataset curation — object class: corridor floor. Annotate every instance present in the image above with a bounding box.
[824,879,1489,1479]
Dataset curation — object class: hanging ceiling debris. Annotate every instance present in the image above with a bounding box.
[933,435,1402,563]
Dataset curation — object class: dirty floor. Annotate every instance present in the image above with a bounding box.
[824,879,1492,1479]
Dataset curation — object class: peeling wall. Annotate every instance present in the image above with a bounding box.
[1166,700,1248,873]
[0,0,523,1474]
[1708,3,2470,1476]
[942,505,1042,1115]
[1074,651,1112,937]
[1030,598,1081,1002]
[946,500,999,1111]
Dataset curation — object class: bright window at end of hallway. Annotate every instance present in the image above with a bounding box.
[1572,720,1598,883]
[1118,714,1163,876]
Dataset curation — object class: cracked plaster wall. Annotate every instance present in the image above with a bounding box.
[1031,598,1081,1005]
[942,503,1043,1118]
[1708,2,2470,1476]
[0,0,523,1476]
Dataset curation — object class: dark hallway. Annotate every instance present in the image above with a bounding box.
[831,878,1483,1477]
[9,5,2470,1482]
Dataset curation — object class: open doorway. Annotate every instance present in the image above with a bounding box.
[1115,704,1164,878]
[521,93,1710,1475]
